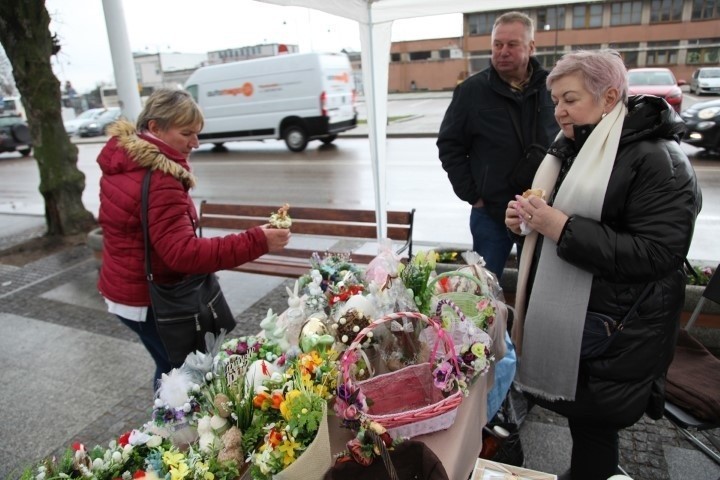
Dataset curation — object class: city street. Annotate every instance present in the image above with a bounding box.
[0,91,719,262]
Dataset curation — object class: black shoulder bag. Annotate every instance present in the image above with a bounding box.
[581,284,653,360]
[506,93,548,192]
[141,169,236,366]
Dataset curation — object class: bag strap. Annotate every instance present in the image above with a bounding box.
[617,283,653,330]
[140,169,153,281]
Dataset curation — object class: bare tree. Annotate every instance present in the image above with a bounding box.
[0,0,95,236]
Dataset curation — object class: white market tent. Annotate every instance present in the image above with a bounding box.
[255,0,593,239]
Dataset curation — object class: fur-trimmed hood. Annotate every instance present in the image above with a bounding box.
[103,120,196,189]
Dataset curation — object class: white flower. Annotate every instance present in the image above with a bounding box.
[35,473,45,480]
[183,402,192,413]
[111,451,122,463]
[192,384,200,392]
[122,472,132,480]
[205,372,213,381]
[154,398,163,408]
[122,444,133,458]
[146,435,162,448]
[270,372,283,382]
[128,429,150,446]
[210,414,228,431]
[92,458,104,469]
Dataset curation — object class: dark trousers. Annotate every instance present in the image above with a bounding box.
[470,206,514,280]
[567,417,620,480]
[118,308,172,390]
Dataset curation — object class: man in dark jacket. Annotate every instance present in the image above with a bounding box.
[437,11,559,279]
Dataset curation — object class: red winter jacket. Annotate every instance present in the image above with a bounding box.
[97,121,268,306]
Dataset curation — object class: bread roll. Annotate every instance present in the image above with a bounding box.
[522,188,546,200]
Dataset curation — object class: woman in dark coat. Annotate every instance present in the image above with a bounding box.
[505,50,701,480]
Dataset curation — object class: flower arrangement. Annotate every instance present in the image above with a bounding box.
[398,249,436,314]
[245,354,334,480]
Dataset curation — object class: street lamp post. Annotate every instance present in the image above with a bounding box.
[544,23,560,66]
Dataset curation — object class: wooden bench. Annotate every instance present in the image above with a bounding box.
[198,202,415,278]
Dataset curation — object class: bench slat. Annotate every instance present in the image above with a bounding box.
[199,202,414,278]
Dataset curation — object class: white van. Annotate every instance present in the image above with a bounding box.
[184,52,357,152]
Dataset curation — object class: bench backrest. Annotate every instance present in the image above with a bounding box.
[198,202,414,259]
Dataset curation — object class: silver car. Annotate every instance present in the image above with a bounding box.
[689,67,720,96]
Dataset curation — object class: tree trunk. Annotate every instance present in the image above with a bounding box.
[0,0,96,236]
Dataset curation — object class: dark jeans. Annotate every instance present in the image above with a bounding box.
[118,308,172,391]
[470,206,514,280]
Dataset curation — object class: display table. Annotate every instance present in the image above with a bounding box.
[328,368,492,480]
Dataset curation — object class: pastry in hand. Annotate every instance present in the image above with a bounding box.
[269,203,292,228]
[522,188,546,200]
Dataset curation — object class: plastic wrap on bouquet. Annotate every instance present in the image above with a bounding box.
[274,404,331,480]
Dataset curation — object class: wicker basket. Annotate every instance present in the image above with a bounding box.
[338,311,463,436]
[429,270,493,329]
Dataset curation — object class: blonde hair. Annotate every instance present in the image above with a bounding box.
[136,88,204,132]
[494,11,535,40]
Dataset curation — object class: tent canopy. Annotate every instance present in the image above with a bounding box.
[255,0,594,238]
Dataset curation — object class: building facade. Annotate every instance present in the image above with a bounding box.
[388,0,720,92]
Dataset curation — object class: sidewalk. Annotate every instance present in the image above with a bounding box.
[1,213,719,480]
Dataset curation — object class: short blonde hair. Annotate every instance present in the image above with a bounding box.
[494,11,535,40]
[136,88,204,132]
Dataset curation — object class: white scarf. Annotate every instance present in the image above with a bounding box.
[512,101,627,401]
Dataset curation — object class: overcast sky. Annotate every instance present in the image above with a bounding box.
[44,0,461,94]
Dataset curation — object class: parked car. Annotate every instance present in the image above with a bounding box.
[0,114,32,156]
[681,98,720,155]
[689,67,720,96]
[63,108,108,136]
[627,67,685,113]
[77,107,122,137]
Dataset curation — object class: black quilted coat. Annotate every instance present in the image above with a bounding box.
[535,95,702,428]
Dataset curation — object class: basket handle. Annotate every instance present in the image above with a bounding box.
[428,269,485,293]
[434,298,470,323]
[340,311,459,388]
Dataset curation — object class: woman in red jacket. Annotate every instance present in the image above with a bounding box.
[97,88,290,388]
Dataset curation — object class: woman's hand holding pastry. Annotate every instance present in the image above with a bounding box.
[261,225,290,252]
[514,194,568,242]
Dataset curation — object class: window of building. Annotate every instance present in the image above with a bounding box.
[440,49,451,59]
[646,41,679,65]
[609,42,640,67]
[610,1,642,25]
[468,12,498,35]
[571,44,601,51]
[692,0,720,20]
[572,3,603,28]
[390,53,401,62]
[687,37,720,64]
[535,46,560,69]
[469,50,491,73]
[537,6,566,30]
[650,0,683,23]
[409,51,432,61]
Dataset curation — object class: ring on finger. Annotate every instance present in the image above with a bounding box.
[527,214,533,221]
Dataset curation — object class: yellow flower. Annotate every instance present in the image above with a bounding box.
[280,389,302,420]
[277,438,302,467]
[170,461,190,480]
[195,461,214,480]
[162,450,185,468]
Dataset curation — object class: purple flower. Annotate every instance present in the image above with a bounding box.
[236,341,248,355]
[337,383,354,402]
[433,361,456,391]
